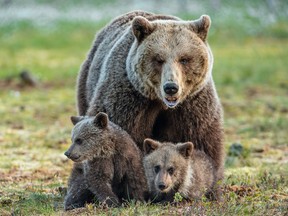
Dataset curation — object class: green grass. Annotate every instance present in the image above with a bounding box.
[1,6,288,216]
[0,20,108,84]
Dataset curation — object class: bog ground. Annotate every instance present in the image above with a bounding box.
[0,1,287,215]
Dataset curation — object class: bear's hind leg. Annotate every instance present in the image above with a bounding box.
[64,187,94,211]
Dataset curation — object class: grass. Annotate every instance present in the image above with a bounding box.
[1,3,288,215]
[0,20,108,84]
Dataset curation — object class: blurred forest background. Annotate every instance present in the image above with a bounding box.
[0,0,287,215]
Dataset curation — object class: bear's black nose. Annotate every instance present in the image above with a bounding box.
[164,83,179,95]
[64,151,70,158]
[158,182,167,191]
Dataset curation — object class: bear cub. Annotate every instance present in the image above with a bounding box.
[143,138,217,203]
[64,112,147,209]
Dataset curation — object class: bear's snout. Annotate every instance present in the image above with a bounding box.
[162,82,180,108]
[158,182,168,191]
[64,151,71,158]
[163,83,179,96]
[64,151,80,161]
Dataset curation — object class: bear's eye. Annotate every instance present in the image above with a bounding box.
[75,138,83,145]
[179,58,190,65]
[156,59,165,64]
[153,56,165,65]
[154,165,161,173]
[167,167,174,175]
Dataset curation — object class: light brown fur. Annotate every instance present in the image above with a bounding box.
[143,139,216,203]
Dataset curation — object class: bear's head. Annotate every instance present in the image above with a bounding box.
[127,15,213,108]
[143,138,194,198]
[64,112,114,162]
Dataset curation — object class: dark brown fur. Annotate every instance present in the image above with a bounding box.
[76,10,224,198]
[64,162,94,210]
[64,113,147,210]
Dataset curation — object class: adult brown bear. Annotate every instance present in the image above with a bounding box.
[76,10,224,199]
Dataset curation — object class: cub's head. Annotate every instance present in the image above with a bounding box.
[143,138,193,196]
[127,15,213,108]
[64,112,111,162]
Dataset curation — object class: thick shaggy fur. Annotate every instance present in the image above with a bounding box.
[143,139,216,202]
[76,10,224,197]
[64,113,147,210]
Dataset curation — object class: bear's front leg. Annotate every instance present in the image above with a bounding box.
[64,187,94,210]
[85,158,120,207]
[125,159,148,202]
[89,181,120,207]
[64,163,94,210]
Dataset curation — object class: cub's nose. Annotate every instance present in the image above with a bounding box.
[158,182,167,191]
[164,83,179,95]
[64,151,70,158]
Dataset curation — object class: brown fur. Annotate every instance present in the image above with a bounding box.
[64,112,147,210]
[76,10,224,198]
[63,162,94,210]
[143,139,216,203]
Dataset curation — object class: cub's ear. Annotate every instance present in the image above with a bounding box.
[94,112,108,128]
[189,15,211,41]
[132,16,155,43]
[143,138,161,154]
[70,116,85,125]
[177,142,194,158]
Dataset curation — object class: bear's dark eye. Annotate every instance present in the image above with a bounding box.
[153,55,165,65]
[167,167,174,175]
[154,165,161,173]
[75,138,82,145]
[156,59,165,65]
[179,58,190,65]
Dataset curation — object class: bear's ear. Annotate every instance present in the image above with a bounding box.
[177,142,194,158]
[189,15,211,41]
[143,138,161,154]
[94,112,108,129]
[132,16,154,43]
[70,116,85,125]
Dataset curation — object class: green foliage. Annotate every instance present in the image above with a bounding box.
[228,143,244,157]
[173,192,184,203]
[12,193,61,215]
[0,20,108,83]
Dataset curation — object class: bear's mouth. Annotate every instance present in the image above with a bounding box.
[156,186,172,194]
[164,97,179,108]
[70,155,82,162]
